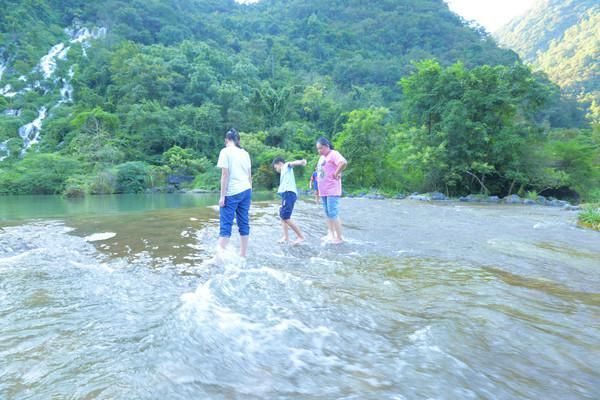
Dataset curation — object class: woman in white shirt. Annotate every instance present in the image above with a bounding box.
[216,128,252,257]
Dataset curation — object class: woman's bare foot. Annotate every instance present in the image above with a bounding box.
[330,238,344,244]
[277,237,289,244]
[292,237,305,245]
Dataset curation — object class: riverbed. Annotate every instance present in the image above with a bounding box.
[0,194,598,399]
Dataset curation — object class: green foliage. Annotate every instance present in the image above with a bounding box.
[0,153,82,195]
[0,0,593,199]
[578,203,600,231]
[542,129,600,202]
[399,60,551,194]
[115,161,152,193]
[496,1,598,119]
[162,145,206,175]
[88,169,118,194]
[63,175,88,197]
[335,107,390,188]
[496,0,598,62]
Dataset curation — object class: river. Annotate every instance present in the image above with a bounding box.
[0,194,598,399]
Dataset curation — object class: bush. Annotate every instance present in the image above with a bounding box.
[88,170,117,194]
[578,203,600,231]
[63,176,87,198]
[1,154,82,194]
[115,161,152,193]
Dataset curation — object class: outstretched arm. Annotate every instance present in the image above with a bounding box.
[289,159,307,168]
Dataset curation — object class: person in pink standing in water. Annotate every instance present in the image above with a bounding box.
[315,137,347,244]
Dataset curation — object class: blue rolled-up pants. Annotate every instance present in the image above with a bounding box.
[219,189,252,237]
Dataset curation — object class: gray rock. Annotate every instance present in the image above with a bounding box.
[430,191,448,201]
[503,194,522,204]
[523,199,536,205]
[548,199,569,207]
[536,195,547,205]
[409,194,431,201]
[486,196,501,203]
[563,205,581,211]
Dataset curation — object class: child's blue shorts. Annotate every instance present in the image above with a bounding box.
[279,191,297,220]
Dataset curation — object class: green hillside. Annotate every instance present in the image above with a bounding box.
[496,0,599,106]
[0,0,597,200]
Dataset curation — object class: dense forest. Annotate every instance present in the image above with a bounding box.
[0,0,598,202]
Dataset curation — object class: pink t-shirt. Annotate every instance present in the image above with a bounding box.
[317,150,347,196]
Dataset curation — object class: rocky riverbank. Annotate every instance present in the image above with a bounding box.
[344,191,582,210]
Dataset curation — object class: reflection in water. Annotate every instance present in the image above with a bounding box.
[0,197,598,399]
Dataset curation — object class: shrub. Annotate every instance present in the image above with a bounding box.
[115,161,152,193]
[578,203,600,231]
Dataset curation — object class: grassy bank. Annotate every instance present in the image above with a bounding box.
[578,204,600,231]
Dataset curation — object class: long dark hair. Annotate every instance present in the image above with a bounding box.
[316,136,334,150]
[225,128,241,148]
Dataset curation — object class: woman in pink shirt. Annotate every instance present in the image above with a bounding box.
[316,137,348,244]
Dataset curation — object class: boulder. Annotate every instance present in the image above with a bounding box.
[503,194,522,204]
[430,192,448,201]
[536,195,547,205]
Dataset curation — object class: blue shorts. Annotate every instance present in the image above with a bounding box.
[321,196,340,219]
[219,189,252,237]
[279,191,297,220]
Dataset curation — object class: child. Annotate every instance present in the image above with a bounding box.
[309,168,320,204]
[272,157,307,245]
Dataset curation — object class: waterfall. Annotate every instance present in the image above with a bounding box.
[0,60,6,82]
[39,43,69,79]
[2,109,21,116]
[0,140,9,162]
[8,25,107,157]
[18,107,47,155]
[0,84,17,97]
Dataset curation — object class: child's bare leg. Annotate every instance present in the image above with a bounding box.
[278,220,289,243]
[284,219,305,244]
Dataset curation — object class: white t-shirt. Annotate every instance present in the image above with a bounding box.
[217,145,252,196]
[277,163,297,194]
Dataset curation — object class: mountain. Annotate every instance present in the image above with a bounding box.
[496,0,599,100]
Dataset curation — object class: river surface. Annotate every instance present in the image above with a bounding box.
[0,194,598,399]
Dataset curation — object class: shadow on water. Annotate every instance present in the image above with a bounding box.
[0,195,598,399]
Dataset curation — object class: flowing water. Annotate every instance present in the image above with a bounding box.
[0,194,598,399]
